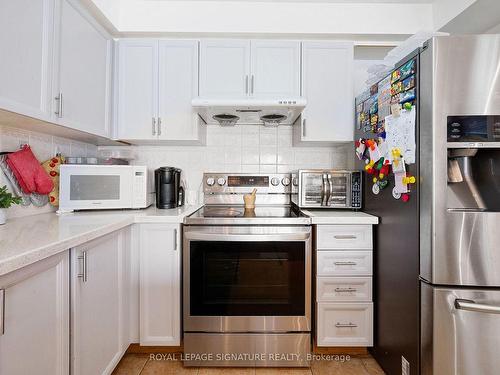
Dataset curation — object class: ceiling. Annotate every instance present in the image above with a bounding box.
[145,0,436,2]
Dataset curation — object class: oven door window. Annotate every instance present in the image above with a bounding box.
[190,241,305,316]
[329,174,348,207]
[301,173,323,205]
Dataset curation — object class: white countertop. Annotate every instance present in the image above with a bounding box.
[300,209,379,225]
[0,205,377,277]
[0,205,200,277]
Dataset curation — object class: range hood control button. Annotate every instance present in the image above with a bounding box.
[206,177,215,186]
[217,177,226,186]
[271,177,280,186]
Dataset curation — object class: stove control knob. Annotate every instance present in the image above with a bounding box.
[281,177,291,186]
[206,177,215,186]
[271,177,280,186]
[217,177,226,186]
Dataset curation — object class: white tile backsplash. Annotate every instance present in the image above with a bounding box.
[0,124,96,219]
[103,125,353,202]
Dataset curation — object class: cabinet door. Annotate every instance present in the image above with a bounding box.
[56,0,112,137]
[116,39,159,140]
[299,42,354,143]
[71,230,125,375]
[139,223,180,346]
[0,0,54,120]
[199,40,251,97]
[0,252,69,375]
[250,41,301,97]
[158,40,201,142]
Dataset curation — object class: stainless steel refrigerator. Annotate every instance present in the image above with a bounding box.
[355,34,500,375]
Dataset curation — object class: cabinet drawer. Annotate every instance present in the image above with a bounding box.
[317,277,372,302]
[316,225,372,250]
[317,251,372,276]
[316,302,373,347]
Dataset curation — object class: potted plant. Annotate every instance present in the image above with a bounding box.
[0,185,22,225]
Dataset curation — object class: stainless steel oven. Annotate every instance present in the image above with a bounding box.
[184,225,311,332]
[291,169,362,209]
[183,173,312,367]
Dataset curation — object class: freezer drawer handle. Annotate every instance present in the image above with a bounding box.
[455,299,500,315]
[334,261,357,266]
[334,235,357,240]
[335,322,358,328]
[334,287,357,293]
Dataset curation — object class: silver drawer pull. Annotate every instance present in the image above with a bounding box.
[455,299,500,314]
[77,251,88,283]
[334,235,357,240]
[335,322,358,328]
[335,287,357,293]
[334,261,357,266]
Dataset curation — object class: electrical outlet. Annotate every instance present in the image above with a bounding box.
[402,356,410,375]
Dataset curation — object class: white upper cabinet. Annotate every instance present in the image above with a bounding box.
[0,252,69,375]
[199,39,300,98]
[116,39,204,143]
[250,41,301,97]
[0,0,55,120]
[116,39,159,140]
[296,41,354,144]
[199,40,251,98]
[54,0,112,137]
[158,40,201,141]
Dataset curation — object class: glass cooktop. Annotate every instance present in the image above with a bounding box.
[185,205,311,225]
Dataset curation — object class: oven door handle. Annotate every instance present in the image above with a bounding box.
[184,232,311,242]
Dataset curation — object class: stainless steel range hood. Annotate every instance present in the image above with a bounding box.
[192,98,306,126]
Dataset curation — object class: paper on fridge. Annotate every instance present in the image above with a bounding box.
[384,107,416,164]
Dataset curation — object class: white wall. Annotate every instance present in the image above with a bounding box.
[433,0,476,30]
[0,124,97,219]
[114,1,432,38]
[100,125,352,204]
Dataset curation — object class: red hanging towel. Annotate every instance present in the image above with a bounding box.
[6,145,54,195]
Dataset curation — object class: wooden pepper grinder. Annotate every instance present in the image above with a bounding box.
[243,188,257,209]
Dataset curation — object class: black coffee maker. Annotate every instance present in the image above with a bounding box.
[155,167,184,209]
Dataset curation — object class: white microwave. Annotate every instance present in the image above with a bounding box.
[59,165,154,212]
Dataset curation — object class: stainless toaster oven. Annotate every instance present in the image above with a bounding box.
[291,169,362,209]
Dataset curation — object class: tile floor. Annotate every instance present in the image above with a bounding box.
[112,354,385,375]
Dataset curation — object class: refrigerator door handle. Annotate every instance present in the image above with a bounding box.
[455,299,500,315]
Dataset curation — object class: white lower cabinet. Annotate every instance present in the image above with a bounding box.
[0,252,69,375]
[139,223,180,346]
[317,303,373,347]
[71,229,128,375]
[315,224,374,347]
